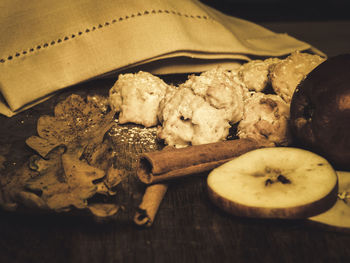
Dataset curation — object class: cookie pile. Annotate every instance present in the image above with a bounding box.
[109,51,325,148]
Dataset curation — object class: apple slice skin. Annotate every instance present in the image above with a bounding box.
[208,183,338,219]
[290,54,350,170]
[207,147,338,219]
[309,171,350,230]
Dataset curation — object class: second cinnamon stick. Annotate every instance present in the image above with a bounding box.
[137,138,261,184]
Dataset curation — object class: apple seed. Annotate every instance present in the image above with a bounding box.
[277,175,291,184]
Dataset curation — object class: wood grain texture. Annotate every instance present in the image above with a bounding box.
[1,175,350,263]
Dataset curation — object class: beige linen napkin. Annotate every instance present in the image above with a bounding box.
[0,0,324,116]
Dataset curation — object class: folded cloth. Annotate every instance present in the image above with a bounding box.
[0,0,325,116]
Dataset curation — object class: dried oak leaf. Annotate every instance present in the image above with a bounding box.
[26,94,115,158]
[0,164,37,211]
[1,94,125,218]
[0,146,66,211]
[87,203,121,219]
[1,145,121,218]
[26,151,106,212]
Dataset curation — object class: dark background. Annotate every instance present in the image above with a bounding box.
[199,0,350,57]
[200,0,350,22]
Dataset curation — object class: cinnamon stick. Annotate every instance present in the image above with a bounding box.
[133,183,168,227]
[137,138,261,184]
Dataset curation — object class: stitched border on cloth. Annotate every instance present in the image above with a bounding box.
[0,9,211,64]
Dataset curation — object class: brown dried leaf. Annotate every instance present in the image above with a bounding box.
[82,138,115,171]
[105,167,126,195]
[0,150,48,211]
[88,203,120,218]
[26,94,115,158]
[0,93,145,219]
[15,191,47,209]
[25,152,105,212]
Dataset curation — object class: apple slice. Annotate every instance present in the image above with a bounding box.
[207,147,338,219]
[309,171,350,229]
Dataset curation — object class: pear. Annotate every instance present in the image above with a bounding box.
[207,147,338,219]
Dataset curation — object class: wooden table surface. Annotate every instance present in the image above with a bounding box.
[1,4,350,263]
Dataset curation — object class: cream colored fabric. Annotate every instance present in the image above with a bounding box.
[0,0,325,116]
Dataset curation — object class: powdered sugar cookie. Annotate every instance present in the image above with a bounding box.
[270,52,325,103]
[109,71,170,127]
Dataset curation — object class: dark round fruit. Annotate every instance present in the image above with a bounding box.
[290,54,350,170]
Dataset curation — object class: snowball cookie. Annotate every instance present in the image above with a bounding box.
[157,67,248,148]
[238,58,280,92]
[270,52,325,103]
[109,71,169,127]
[181,67,249,123]
[157,87,231,148]
[237,92,291,146]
